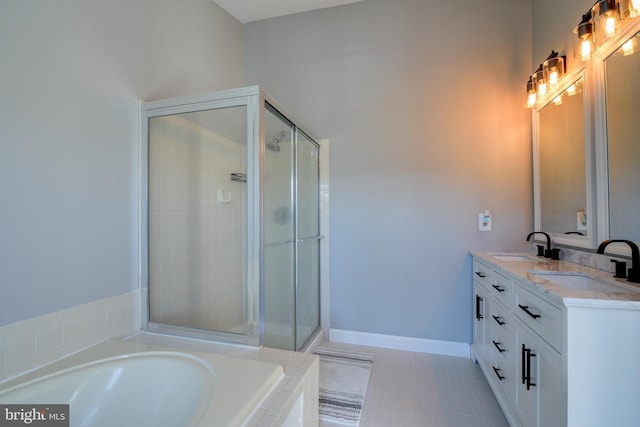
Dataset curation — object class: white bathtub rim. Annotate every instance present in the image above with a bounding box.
[0,351,216,427]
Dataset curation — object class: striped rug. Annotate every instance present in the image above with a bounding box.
[312,346,374,426]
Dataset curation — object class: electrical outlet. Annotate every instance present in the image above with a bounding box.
[479,210,492,231]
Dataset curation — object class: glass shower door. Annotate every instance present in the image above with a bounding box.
[295,131,321,349]
[147,103,253,341]
[263,105,296,350]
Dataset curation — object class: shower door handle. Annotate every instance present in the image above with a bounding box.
[264,239,295,248]
[295,235,324,243]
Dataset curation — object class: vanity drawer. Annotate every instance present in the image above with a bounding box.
[488,272,514,307]
[489,306,515,360]
[487,349,516,405]
[514,285,562,352]
[473,260,493,288]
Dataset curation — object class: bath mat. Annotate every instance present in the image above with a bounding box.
[312,346,374,426]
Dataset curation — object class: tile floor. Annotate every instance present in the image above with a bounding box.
[317,341,509,427]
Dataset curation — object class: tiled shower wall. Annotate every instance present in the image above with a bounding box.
[148,115,246,333]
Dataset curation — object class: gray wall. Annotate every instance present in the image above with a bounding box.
[245,0,533,343]
[0,0,243,325]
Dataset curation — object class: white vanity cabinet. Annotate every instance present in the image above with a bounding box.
[472,257,564,427]
[472,253,640,427]
[472,260,520,414]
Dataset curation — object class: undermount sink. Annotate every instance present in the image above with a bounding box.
[491,254,543,262]
[529,271,637,294]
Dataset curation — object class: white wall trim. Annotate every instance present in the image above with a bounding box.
[329,329,470,358]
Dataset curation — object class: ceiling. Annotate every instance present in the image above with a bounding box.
[213,0,365,23]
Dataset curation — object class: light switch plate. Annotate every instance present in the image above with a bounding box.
[479,212,491,231]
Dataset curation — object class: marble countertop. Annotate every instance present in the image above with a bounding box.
[472,251,640,307]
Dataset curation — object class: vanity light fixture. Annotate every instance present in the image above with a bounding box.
[575,12,595,61]
[524,51,566,108]
[575,0,640,61]
[621,0,640,18]
[532,64,547,97]
[595,0,621,44]
[543,52,566,88]
[524,76,537,108]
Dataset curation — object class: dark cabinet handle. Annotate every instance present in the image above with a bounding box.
[521,344,526,384]
[491,284,505,293]
[492,340,506,353]
[521,344,537,390]
[475,271,487,278]
[526,348,536,390]
[492,315,505,326]
[492,366,505,381]
[475,295,484,320]
[518,304,541,319]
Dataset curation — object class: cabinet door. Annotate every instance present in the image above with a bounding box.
[515,325,563,427]
[472,282,489,361]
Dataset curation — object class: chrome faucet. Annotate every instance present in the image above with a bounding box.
[597,240,640,283]
[526,232,552,258]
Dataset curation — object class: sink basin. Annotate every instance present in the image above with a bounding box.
[529,272,637,293]
[492,254,538,262]
[0,351,215,427]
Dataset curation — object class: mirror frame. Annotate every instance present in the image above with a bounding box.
[593,17,640,255]
[532,65,598,249]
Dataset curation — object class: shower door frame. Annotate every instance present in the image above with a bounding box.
[262,101,322,351]
[140,86,322,348]
[140,86,261,346]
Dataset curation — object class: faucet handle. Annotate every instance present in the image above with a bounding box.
[611,259,627,278]
[536,245,545,257]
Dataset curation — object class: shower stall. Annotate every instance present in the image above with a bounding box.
[140,86,321,351]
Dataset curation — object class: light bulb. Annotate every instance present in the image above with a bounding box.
[597,0,621,44]
[566,84,577,96]
[580,38,592,61]
[543,56,564,89]
[631,0,640,17]
[622,39,635,55]
[538,82,547,97]
[553,95,563,105]
[527,93,537,108]
[605,15,617,38]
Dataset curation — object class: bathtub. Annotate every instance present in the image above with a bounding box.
[0,340,285,427]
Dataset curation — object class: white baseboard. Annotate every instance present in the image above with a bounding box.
[329,329,470,358]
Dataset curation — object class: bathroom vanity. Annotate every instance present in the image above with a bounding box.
[471,252,640,427]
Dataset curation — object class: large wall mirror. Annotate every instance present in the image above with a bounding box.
[533,68,596,248]
[603,30,640,243]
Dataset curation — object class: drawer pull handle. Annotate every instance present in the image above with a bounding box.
[492,284,505,293]
[475,272,487,278]
[492,366,505,381]
[518,304,541,319]
[521,344,537,390]
[492,315,506,326]
[475,295,484,320]
[492,340,506,353]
